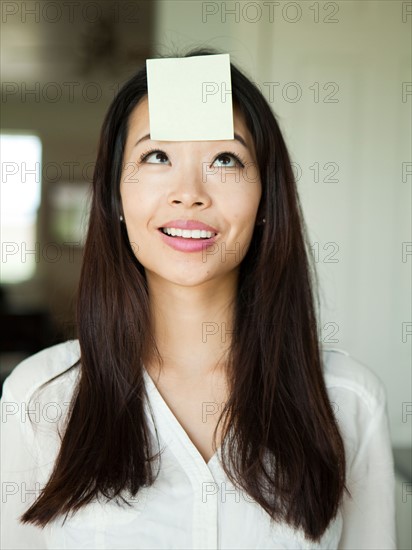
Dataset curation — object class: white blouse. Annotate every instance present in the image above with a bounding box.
[1,340,396,549]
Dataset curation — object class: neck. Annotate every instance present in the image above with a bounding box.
[145,270,238,380]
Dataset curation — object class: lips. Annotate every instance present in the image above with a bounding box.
[156,218,220,253]
[158,219,218,234]
[157,227,218,252]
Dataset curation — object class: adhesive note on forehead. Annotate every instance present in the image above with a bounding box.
[146,54,234,141]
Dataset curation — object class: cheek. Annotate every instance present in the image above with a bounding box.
[227,182,261,219]
[241,162,260,188]
[228,183,262,242]
[120,177,161,221]
[120,161,142,190]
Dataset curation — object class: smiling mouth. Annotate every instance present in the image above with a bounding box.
[159,227,217,241]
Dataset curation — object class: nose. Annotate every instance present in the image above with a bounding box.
[167,160,212,209]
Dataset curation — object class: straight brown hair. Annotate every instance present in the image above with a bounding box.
[20,46,350,543]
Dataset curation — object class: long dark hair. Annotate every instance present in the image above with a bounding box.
[20,46,350,542]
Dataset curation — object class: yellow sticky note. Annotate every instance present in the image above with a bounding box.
[146,54,234,141]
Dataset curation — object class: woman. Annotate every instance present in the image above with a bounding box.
[1,47,396,549]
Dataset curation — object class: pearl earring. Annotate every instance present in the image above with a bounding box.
[120,215,124,222]
[262,218,266,224]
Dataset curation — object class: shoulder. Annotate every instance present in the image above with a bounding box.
[320,347,389,467]
[1,340,82,481]
[320,346,387,412]
[1,339,81,403]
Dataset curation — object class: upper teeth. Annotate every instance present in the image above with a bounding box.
[161,227,216,239]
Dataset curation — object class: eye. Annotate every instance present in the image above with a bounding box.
[213,152,245,168]
[138,149,246,168]
[139,148,170,164]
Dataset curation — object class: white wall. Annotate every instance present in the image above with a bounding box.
[152,0,411,446]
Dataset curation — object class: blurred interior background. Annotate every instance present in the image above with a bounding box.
[1,1,410,547]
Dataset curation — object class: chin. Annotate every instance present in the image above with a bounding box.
[152,267,219,287]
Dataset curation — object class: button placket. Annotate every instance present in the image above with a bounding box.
[143,368,219,549]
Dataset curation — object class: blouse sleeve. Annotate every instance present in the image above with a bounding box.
[1,377,48,549]
[338,389,397,549]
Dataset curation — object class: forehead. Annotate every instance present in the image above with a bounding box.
[126,95,255,155]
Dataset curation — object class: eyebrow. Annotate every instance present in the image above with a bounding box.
[134,132,249,150]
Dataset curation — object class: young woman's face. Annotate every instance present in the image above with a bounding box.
[119,96,262,287]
